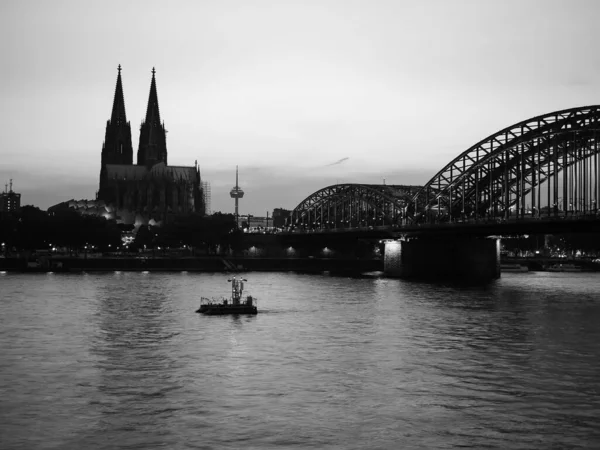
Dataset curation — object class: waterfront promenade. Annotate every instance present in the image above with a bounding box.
[2,253,599,273]
[0,254,382,273]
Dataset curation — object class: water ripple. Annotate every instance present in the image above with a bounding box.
[1,271,599,449]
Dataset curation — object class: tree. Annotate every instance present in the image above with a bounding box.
[131,225,155,251]
[0,212,18,253]
[15,206,51,250]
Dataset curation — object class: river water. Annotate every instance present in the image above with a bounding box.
[1,271,599,449]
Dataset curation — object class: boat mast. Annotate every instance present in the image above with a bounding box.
[229,277,246,304]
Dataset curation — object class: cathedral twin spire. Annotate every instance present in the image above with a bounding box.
[138,67,167,167]
[101,64,133,166]
[110,64,127,126]
[103,65,167,168]
[144,67,161,126]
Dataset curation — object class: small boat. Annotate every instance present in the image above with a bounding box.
[196,277,258,315]
[500,263,529,272]
[546,263,582,272]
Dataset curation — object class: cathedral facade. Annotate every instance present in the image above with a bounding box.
[97,66,204,225]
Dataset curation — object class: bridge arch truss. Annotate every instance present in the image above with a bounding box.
[412,105,600,222]
[290,184,422,230]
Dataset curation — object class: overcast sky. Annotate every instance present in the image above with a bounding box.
[1,0,599,215]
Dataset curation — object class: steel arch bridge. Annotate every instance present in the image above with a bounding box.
[290,184,422,230]
[290,105,600,230]
[414,105,600,223]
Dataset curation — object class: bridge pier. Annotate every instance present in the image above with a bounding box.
[384,237,500,282]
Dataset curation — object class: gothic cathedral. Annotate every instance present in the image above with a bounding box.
[97,66,204,225]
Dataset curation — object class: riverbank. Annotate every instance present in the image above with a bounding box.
[2,255,597,274]
[0,256,383,273]
[501,257,600,272]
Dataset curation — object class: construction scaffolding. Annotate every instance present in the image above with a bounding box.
[202,181,211,215]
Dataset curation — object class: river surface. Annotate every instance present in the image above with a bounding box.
[1,271,600,449]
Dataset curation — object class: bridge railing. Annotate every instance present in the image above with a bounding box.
[282,210,600,234]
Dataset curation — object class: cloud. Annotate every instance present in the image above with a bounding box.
[325,157,349,166]
[564,77,591,87]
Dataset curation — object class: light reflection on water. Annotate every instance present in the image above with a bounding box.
[1,271,599,449]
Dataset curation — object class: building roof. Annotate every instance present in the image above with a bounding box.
[150,163,197,182]
[105,162,197,183]
[48,199,114,217]
[105,164,148,180]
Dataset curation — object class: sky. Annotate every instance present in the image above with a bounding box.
[1,0,599,216]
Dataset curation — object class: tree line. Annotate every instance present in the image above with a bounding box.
[0,206,241,255]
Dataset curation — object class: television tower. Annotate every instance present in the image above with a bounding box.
[230,166,244,226]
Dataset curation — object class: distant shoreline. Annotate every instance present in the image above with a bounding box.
[2,255,598,274]
[0,256,383,274]
[501,257,600,272]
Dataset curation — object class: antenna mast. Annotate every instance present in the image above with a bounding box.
[230,166,244,227]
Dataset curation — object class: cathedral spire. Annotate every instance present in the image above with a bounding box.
[111,64,127,125]
[144,67,161,126]
[137,67,167,167]
[100,65,133,167]
[99,65,134,203]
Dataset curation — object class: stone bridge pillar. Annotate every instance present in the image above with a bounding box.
[384,237,500,282]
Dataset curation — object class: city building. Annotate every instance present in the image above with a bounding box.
[0,180,21,213]
[240,212,286,233]
[96,66,205,225]
[48,199,114,220]
[272,208,291,228]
